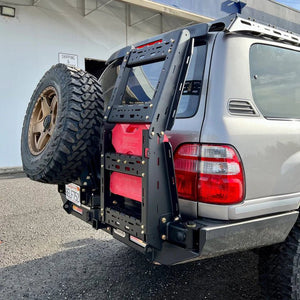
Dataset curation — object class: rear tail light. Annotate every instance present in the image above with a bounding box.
[174,144,245,205]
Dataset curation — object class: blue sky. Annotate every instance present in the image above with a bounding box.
[275,0,300,10]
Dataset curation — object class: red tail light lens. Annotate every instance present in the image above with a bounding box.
[174,144,245,205]
[174,144,201,201]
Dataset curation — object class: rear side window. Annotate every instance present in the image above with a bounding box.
[250,44,300,119]
[176,43,207,118]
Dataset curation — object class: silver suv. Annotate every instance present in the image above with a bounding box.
[21,13,300,299]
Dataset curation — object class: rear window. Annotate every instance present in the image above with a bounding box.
[122,60,164,105]
[249,44,300,119]
[100,42,207,118]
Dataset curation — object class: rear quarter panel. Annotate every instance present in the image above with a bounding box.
[199,33,300,219]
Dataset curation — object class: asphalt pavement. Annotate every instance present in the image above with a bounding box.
[0,173,263,299]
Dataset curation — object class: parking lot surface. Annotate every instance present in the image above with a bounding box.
[0,174,262,299]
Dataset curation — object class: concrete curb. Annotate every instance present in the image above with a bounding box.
[0,166,24,175]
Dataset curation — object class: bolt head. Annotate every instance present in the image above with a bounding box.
[161,235,167,240]
[161,217,167,223]
[186,221,196,228]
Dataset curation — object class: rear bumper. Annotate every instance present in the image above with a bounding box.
[61,189,298,265]
[153,211,298,265]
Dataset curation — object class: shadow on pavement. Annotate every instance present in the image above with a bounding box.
[0,238,262,299]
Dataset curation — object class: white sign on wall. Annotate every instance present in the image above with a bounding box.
[58,53,78,67]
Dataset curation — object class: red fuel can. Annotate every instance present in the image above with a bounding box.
[110,172,142,202]
[112,123,149,156]
[110,123,168,202]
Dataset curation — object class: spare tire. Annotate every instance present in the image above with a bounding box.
[21,63,104,184]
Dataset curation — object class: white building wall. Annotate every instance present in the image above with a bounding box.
[0,0,162,167]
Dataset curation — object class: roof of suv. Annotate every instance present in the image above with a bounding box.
[107,13,300,65]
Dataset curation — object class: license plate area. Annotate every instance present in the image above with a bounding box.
[65,183,81,206]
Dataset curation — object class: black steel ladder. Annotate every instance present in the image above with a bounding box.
[99,28,193,255]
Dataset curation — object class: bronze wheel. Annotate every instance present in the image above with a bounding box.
[28,86,58,155]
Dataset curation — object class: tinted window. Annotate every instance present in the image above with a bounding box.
[122,44,206,116]
[99,59,120,104]
[177,44,206,118]
[250,44,300,119]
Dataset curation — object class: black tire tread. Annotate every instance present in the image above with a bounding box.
[259,218,300,299]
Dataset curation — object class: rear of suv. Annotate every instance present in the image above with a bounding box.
[21,13,300,298]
